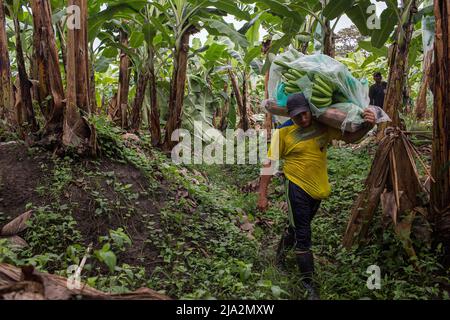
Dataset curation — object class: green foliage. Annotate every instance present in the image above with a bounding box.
[371,7,398,48]
[21,204,83,271]
[24,205,82,256]
[95,227,133,274]
[0,239,22,265]
[3,128,448,300]
[346,0,373,36]
[337,51,388,80]
[88,264,147,294]
[322,0,355,20]
[100,228,132,251]
[95,243,118,273]
[90,115,127,159]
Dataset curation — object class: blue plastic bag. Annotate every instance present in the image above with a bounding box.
[276,83,291,107]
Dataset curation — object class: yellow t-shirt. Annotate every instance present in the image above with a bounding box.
[268,120,342,200]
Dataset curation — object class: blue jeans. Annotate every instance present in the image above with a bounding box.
[285,179,321,251]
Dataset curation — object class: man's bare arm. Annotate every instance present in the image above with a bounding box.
[257,161,273,212]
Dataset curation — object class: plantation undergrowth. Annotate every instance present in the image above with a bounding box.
[1,119,449,300]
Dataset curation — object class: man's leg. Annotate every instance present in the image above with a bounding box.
[286,181,321,299]
[275,178,298,269]
[275,226,295,269]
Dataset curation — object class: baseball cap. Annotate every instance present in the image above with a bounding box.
[287,93,310,118]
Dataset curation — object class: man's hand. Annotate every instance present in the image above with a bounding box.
[363,108,376,126]
[257,195,269,212]
[342,108,377,143]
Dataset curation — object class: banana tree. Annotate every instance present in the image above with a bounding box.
[243,0,356,95]
[183,54,224,136]
[8,0,39,133]
[117,27,130,129]
[86,1,157,142]
[257,0,340,57]
[94,22,132,129]
[30,0,65,136]
[89,0,252,149]
[315,0,338,57]
[245,0,305,66]
[93,3,169,144]
[431,0,450,265]
[159,0,251,150]
[416,0,435,119]
[129,4,167,144]
[0,0,13,124]
[341,0,435,249]
[162,0,201,150]
[146,19,162,146]
[378,0,419,131]
[185,38,230,132]
[63,0,97,155]
[206,17,263,132]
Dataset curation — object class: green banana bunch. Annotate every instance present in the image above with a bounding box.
[332,91,348,103]
[282,68,307,94]
[274,59,347,108]
[274,60,292,69]
[310,75,334,108]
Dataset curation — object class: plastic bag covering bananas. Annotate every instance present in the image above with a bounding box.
[274,60,337,108]
[267,48,391,131]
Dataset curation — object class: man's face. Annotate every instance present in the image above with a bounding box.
[292,111,312,128]
[374,75,382,84]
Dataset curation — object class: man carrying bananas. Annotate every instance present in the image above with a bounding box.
[257,93,376,300]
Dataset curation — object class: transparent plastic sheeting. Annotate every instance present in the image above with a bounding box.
[266,48,390,130]
[422,0,435,54]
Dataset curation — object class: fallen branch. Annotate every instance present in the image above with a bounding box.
[0,264,171,300]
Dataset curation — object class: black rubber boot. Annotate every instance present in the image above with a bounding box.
[275,229,295,271]
[295,250,320,300]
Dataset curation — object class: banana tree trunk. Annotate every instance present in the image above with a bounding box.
[56,21,67,79]
[63,0,96,155]
[416,49,433,120]
[0,0,13,124]
[107,93,118,120]
[264,67,273,134]
[377,1,417,138]
[218,83,230,131]
[164,26,197,150]
[323,19,335,58]
[263,39,273,136]
[89,55,97,113]
[13,14,38,133]
[241,70,250,131]
[131,70,148,132]
[148,45,161,146]
[228,69,248,131]
[117,29,130,130]
[29,53,41,110]
[31,0,65,136]
[431,0,450,266]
